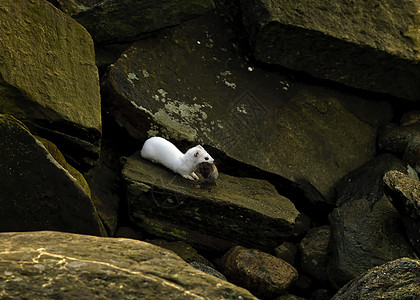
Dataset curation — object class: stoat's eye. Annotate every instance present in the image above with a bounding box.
[205,157,209,161]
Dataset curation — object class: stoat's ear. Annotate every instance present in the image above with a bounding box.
[194,150,201,157]
[196,145,204,150]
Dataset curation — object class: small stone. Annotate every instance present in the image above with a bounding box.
[221,246,298,298]
[274,242,297,265]
[298,226,330,283]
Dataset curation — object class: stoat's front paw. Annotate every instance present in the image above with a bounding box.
[191,172,199,180]
[182,174,195,181]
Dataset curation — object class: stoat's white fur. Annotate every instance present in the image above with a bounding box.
[141,137,214,180]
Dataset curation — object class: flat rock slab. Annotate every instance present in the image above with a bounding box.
[122,151,299,251]
[240,0,420,101]
[0,0,101,167]
[0,114,105,235]
[103,12,382,199]
[0,231,257,300]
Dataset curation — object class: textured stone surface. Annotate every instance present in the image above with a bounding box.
[240,0,420,101]
[0,0,101,168]
[71,0,215,43]
[329,155,417,288]
[122,151,299,251]
[0,231,257,299]
[221,246,298,298]
[102,12,384,201]
[332,258,420,299]
[378,113,420,172]
[328,196,416,288]
[0,115,105,236]
[298,226,330,283]
[384,170,420,255]
[335,154,410,207]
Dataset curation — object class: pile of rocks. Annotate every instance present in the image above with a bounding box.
[1,0,420,299]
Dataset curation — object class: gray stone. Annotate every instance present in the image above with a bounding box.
[69,0,215,43]
[0,114,105,236]
[298,226,330,283]
[328,196,416,288]
[122,151,299,251]
[332,258,420,299]
[335,154,410,207]
[190,262,227,281]
[0,0,101,168]
[221,245,298,298]
[0,231,257,299]
[329,155,417,288]
[240,0,420,101]
[102,12,384,202]
[274,241,297,265]
[384,170,420,256]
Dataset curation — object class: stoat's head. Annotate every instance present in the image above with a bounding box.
[189,145,214,164]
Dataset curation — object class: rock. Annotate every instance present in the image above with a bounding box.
[328,195,416,288]
[102,12,385,204]
[384,170,420,219]
[240,0,420,101]
[0,114,105,236]
[35,136,91,197]
[335,154,410,207]
[64,0,215,44]
[379,110,420,172]
[84,152,121,236]
[190,262,227,281]
[0,231,257,299]
[401,110,420,126]
[384,170,420,255]
[0,0,101,169]
[274,241,297,265]
[332,258,420,299]
[148,239,215,268]
[378,120,420,172]
[221,245,298,298]
[290,213,311,240]
[328,155,417,288]
[122,151,299,251]
[328,156,417,288]
[298,226,330,283]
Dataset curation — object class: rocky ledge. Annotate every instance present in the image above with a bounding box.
[122,151,299,251]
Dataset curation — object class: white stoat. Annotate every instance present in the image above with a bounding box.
[141,136,214,180]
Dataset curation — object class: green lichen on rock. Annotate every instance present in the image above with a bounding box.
[0,0,101,166]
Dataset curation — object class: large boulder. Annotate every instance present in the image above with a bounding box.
[58,0,216,44]
[332,258,420,299]
[0,0,101,168]
[0,231,257,299]
[328,155,417,288]
[103,12,387,203]
[0,114,105,236]
[122,151,299,251]
[240,0,420,101]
